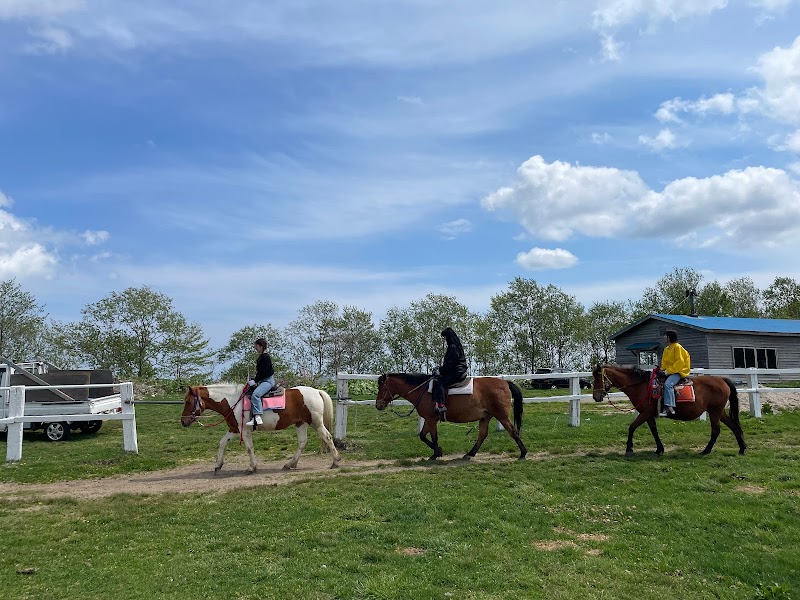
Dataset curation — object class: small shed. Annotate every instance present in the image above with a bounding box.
[610,314,800,373]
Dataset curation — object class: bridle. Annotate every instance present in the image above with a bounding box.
[594,366,654,413]
[184,386,247,428]
[378,375,433,418]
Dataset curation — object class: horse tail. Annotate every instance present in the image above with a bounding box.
[724,378,741,426]
[507,380,524,432]
[319,388,334,433]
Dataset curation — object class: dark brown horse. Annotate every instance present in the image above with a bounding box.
[592,364,747,456]
[375,373,527,460]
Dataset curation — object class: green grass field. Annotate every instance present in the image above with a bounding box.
[1,397,799,599]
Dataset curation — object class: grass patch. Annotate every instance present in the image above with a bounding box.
[1,398,799,598]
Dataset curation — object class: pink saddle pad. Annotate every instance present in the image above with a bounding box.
[244,394,286,411]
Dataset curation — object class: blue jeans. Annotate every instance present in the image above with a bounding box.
[663,373,680,408]
[251,376,275,415]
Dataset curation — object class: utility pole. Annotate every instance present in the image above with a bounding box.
[685,288,698,317]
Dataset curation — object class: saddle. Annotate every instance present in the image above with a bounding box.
[244,383,286,411]
[653,375,695,402]
[428,377,473,395]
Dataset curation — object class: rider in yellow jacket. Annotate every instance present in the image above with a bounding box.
[658,329,690,416]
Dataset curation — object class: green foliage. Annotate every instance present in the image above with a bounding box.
[0,278,47,361]
[217,323,287,382]
[764,277,800,319]
[754,582,792,600]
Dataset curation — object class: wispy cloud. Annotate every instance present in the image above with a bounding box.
[639,127,682,151]
[438,219,472,240]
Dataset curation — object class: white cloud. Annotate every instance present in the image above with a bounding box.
[515,247,578,270]
[437,218,472,239]
[0,190,11,207]
[755,35,800,125]
[81,229,109,245]
[482,155,649,241]
[483,156,800,252]
[789,161,800,175]
[639,127,681,151]
[0,244,58,278]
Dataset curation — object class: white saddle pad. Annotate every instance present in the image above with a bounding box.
[428,377,474,395]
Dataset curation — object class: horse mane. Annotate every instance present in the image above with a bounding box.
[607,364,651,382]
[386,372,431,386]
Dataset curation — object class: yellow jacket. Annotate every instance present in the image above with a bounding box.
[661,342,691,377]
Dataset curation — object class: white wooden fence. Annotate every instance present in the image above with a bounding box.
[333,368,800,443]
[0,382,138,462]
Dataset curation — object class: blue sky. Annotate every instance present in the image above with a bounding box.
[1,0,800,348]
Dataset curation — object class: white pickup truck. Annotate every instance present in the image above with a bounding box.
[0,361,123,441]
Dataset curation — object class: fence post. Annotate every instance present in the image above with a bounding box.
[747,372,762,418]
[120,382,138,453]
[569,376,581,427]
[335,374,349,443]
[5,386,24,462]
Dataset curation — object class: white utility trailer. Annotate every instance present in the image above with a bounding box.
[0,360,123,442]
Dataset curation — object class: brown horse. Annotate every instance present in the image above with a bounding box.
[181,383,340,473]
[375,373,527,460]
[591,364,747,456]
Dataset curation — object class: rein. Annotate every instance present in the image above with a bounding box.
[598,367,654,413]
[382,377,433,418]
[189,387,247,428]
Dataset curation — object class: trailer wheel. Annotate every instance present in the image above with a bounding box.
[44,422,71,442]
[81,421,102,434]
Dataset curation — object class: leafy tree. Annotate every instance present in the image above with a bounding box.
[763,277,800,319]
[472,314,501,375]
[159,314,214,381]
[285,300,340,380]
[634,267,704,317]
[379,293,476,374]
[61,286,184,378]
[0,278,47,361]
[724,277,762,317]
[334,306,381,374]
[378,306,418,372]
[217,324,287,382]
[487,277,550,374]
[582,300,633,365]
[538,285,585,369]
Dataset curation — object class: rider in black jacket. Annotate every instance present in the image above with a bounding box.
[432,327,468,414]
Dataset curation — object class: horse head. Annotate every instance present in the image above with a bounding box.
[181,385,206,426]
[592,363,612,402]
[375,374,392,410]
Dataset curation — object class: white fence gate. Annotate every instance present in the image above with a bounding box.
[0,382,138,462]
[333,368,800,443]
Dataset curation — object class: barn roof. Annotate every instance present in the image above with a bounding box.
[611,314,800,339]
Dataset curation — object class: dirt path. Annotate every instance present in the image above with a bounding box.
[0,452,545,501]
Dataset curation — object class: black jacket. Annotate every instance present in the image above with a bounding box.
[254,352,275,382]
[439,327,467,381]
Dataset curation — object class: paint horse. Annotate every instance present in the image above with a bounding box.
[375,373,527,460]
[592,364,747,456]
[181,384,340,473]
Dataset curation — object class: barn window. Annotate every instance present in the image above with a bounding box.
[733,347,777,369]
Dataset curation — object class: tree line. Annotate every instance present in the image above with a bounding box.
[1,268,799,385]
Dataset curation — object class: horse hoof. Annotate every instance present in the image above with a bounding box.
[518,454,527,461]
[461,454,473,461]
[625,451,634,458]
[214,467,222,474]
[330,463,339,469]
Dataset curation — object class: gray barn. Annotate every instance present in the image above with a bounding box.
[610,314,800,374]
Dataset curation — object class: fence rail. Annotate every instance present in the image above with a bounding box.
[333,368,800,442]
[0,383,138,462]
